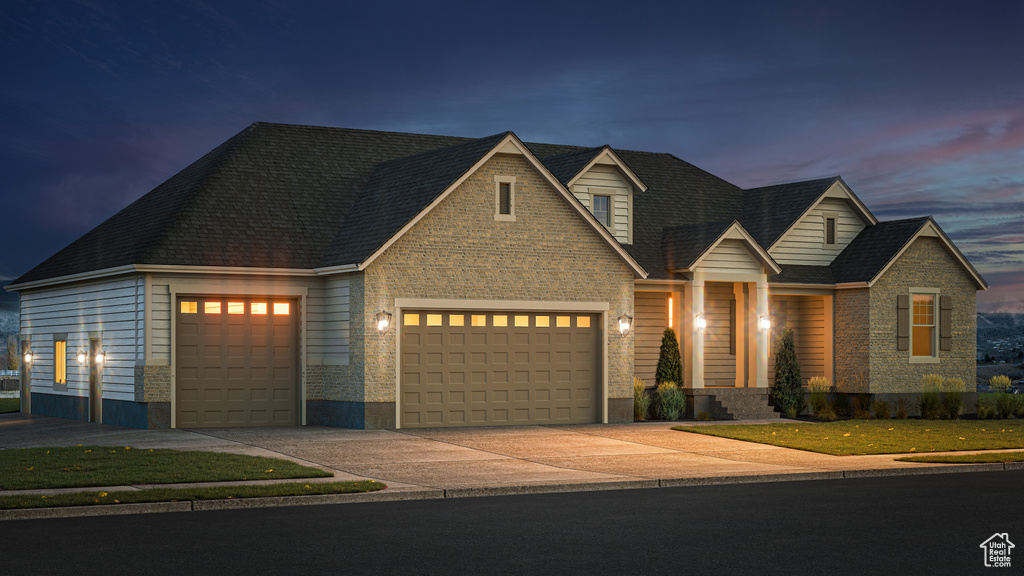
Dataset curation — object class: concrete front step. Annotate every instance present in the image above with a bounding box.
[688,388,780,420]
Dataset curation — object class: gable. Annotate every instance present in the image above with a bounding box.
[770,195,869,265]
[571,164,633,244]
[694,239,763,274]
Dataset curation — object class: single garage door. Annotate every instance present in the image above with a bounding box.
[176,297,299,427]
[401,310,600,428]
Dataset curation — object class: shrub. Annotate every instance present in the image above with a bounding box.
[872,400,891,420]
[918,374,943,419]
[852,395,873,419]
[833,392,850,418]
[990,375,1012,393]
[770,328,802,416]
[655,328,682,385]
[808,377,836,421]
[696,410,711,421]
[656,381,686,421]
[940,377,964,420]
[894,398,909,419]
[977,398,996,420]
[633,377,650,421]
[995,392,1019,419]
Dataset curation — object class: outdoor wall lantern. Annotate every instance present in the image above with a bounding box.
[375,310,392,335]
[694,313,707,330]
[617,314,633,336]
[94,352,105,365]
[77,351,87,365]
[23,351,32,365]
[759,315,772,332]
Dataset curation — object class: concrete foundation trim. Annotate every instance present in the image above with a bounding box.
[31,393,87,422]
[306,400,397,429]
[607,398,633,423]
[97,400,171,429]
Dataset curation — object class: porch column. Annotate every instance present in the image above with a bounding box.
[733,282,748,387]
[755,276,769,387]
[823,294,834,384]
[689,271,705,389]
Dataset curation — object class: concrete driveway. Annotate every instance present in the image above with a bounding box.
[1,412,988,496]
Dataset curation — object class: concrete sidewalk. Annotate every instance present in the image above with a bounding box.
[1,413,1017,520]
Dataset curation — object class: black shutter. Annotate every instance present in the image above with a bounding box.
[939,295,952,351]
[897,295,909,351]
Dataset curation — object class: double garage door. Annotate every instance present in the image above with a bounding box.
[401,310,601,428]
[176,297,299,428]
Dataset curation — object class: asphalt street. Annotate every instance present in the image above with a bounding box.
[2,470,1020,575]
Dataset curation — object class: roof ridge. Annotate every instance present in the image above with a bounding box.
[744,175,839,192]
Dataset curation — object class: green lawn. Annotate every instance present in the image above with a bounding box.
[0,446,333,490]
[0,397,19,413]
[896,451,1024,464]
[673,420,1024,455]
[0,480,386,510]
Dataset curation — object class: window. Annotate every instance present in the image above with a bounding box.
[227,301,245,315]
[494,176,516,221]
[180,301,197,314]
[205,301,221,314]
[823,212,838,248]
[404,313,420,326]
[912,294,935,357]
[251,302,268,315]
[273,302,290,315]
[54,340,67,385]
[592,195,611,226]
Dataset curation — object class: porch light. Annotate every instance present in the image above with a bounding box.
[94,352,105,365]
[759,315,771,332]
[23,351,32,365]
[694,313,707,330]
[375,310,393,334]
[77,351,87,365]
[617,314,633,335]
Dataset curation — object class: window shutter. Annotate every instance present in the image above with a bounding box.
[939,295,952,351]
[896,295,909,351]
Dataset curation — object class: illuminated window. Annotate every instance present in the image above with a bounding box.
[180,301,197,314]
[668,296,673,327]
[404,313,420,326]
[493,315,508,327]
[577,316,591,328]
[54,340,66,385]
[251,302,268,315]
[273,303,290,315]
[556,316,570,328]
[536,316,550,328]
[449,314,465,327]
[427,314,443,326]
[515,315,529,327]
[205,302,221,314]
[472,315,487,327]
[228,302,245,315]
[912,294,935,357]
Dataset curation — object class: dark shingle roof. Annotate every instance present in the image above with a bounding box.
[539,146,605,185]
[769,265,835,285]
[741,177,839,248]
[318,133,510,267]
[661,220,736,271]
[829,217,930,283]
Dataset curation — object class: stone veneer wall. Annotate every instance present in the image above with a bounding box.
[834,288,871,392]
[358,153,635,422]
[133,365,172,402]
[867,237,978,393]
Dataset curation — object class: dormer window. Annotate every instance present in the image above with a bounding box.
[823,212,837,248]
[592,194,611,227]
[494,175,516,221]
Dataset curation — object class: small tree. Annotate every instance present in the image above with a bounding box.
[4,335,17,371]
[771,327,802,417]
[655,327,682,385]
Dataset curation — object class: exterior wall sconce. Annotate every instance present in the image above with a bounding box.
[617,314,633,335]
[694,313,707,330]
[94,352,105,365]
[77,351,88,365]
[759,315,772,332]
[375,310,392,334]
[23,351,32,365]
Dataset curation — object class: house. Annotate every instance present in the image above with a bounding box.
[5,123,988,429]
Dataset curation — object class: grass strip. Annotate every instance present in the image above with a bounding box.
[0,446,332,490]
[896,452,1024,464]
[0,480,386,510]
[0,398,19,414]
[673,420,1024,455]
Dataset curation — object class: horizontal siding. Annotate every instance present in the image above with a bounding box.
[307,276,350,365]
[21,276,142,401]
[634,291,668,385]
[768,295,827,385]
[771,198,867,265]
[151,283,171,364]
[573,165,631,244]
[704,282,736,386]
[696,240,761,273]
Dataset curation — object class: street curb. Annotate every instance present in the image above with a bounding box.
[3,463,1023,521]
